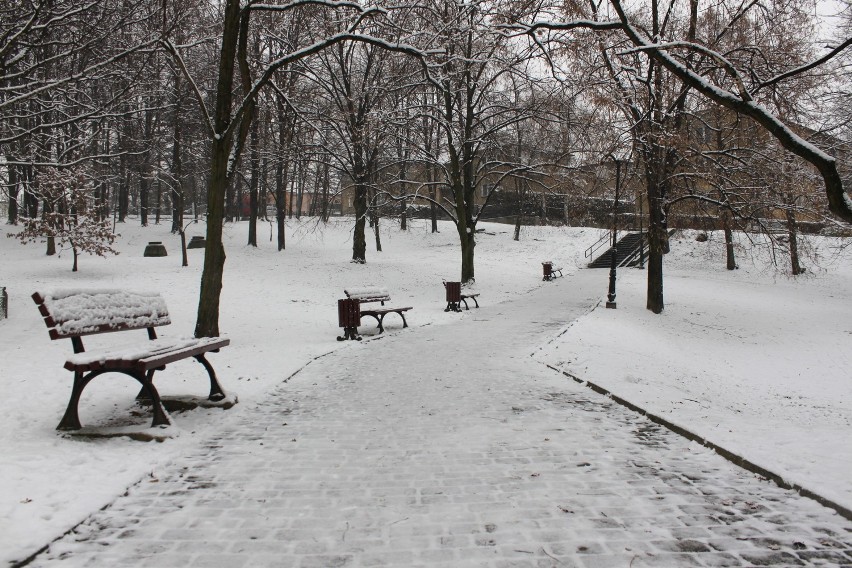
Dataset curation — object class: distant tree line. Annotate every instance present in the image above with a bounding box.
[2,0,850,331]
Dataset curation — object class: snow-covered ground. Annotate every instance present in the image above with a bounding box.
[0,216,849,566]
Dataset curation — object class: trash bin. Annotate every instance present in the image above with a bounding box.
[445,281,462,312]
[187,236,206,249]
[337,298,361,341]
[144,242,167,257]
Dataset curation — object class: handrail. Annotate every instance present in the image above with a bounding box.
[617,234,645,268]
[584,230,617,259]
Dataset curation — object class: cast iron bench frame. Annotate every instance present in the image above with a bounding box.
[443,281,480,312]
[338,287,412,340]
[32,289,230,430]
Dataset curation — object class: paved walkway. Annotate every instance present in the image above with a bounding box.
[26,272,852,567]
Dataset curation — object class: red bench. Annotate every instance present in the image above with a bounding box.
[32,289,231,430]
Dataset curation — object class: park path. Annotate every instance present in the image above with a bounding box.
[26,271,852,567]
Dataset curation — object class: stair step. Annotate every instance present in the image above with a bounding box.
[588,232,646,268]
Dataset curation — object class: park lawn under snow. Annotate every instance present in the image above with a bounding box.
[0,216,850,565]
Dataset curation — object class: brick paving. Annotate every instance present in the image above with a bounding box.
[24,272,852,567]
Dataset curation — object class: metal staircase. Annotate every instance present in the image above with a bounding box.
[586,231,647,269]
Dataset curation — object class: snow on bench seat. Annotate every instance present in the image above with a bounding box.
[65,336,229,372]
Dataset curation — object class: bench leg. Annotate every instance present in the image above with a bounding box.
[135,366,165,401]
[137,370,171,428]
[470,296,479,308]
[57,370,103,431]
[398,311,409,328]
[193,354,227,401]
[58,369,171,430]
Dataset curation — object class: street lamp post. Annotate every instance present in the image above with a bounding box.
[606,158,620,309]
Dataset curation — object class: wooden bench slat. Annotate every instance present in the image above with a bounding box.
[138,338,230,370]
[33,289,171,339]
[344,287,390,304]
[63,337,230,372]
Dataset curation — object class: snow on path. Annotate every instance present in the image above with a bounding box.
[23,271,852,567]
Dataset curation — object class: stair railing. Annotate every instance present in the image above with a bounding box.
[615,232,649,268]
[584,230,618,259]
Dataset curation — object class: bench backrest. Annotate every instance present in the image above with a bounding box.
[344,287,390,304]
[32,289,171,340]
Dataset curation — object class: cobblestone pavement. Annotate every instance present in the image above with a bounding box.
[26,272,852,567]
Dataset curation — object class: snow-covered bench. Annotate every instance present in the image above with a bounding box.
[443,281,480,312]
[32,289,230,430]
[338,287,412,340]
[542,261,563,281]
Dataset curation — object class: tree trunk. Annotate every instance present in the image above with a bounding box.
[295,157,306,220]
[195,0,241,339]
[321,160,330,222]
[139,108,154,227]
[155,178,162,225]
[180,228,189,267]
[275,158,288,251]
[196,147,230,337]
[398,131,409,231]
[513,176,524,241]
[372,205,382,252]
[139,175,149,227]
[352,178,368,263]
[190,176,198,220]
[24,165,38,218]
[352,136,368,262]
[723,216,736,270]
[274,97,291,251]
[43,197,56,256]
[118,165,129,223]
[459,226,476,283]
[287,158,296,219]
[170,119,184,234]
[247,113,259,246]
[6,163,19,224]
[645,180,667,314]
[786,205,803,275]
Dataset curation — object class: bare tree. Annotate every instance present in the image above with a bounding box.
[413,0,545,283]
[513,0,852,311]
[8,167,117,271]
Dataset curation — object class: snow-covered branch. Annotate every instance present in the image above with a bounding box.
[608,0,852,224]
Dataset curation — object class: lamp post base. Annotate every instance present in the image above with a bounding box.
[606,301,617,309]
